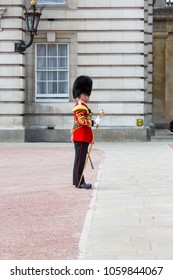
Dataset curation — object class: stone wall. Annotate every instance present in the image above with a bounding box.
[0,0,154,142]
[0,1,25,141]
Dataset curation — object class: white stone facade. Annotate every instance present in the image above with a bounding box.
[0,0,154,141]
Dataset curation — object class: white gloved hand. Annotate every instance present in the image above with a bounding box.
[94,116,102,125]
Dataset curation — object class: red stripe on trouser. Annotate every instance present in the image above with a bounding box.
[76,142,84,186]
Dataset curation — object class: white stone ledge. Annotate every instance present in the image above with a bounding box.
[41,19,142,31]
[102,10,144,19]
[0,116,23,127]
[77,42,144,54]
[3,7,22,17]
[0,78,25,89]
[109,116,143,127]
[27,102,76,115]
[89,103,145,115]
[0,65,24,76]
[26,115,73,129]
[0,42,17,52]
[0,127,24,130]
[0,54,24,64]
[77,31,144,42]
[0,103,24,114]
[110,21,144,31]
[90,90,144,102]
[42,9,144,20]
[78,54,144,65]
[2,18,22,29]
[93,78,144,90]
[78,66,144,77]
[0,30,23,41]
[0,91,25,102]
[90,91,145,102]
[0,0,22,5]
[77,0,144,8]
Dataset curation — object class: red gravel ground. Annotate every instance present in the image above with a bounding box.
[0,145,104,260]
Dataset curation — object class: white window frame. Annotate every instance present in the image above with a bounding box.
[37,0,66,5]
[35,43,69,103]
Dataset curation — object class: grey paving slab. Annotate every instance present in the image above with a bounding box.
[79,141,173,260]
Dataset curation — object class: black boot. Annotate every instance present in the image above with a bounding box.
[76,183,92,189]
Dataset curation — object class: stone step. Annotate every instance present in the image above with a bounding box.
[151,129,173,141]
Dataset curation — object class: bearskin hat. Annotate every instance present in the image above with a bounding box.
[72,75,93,99]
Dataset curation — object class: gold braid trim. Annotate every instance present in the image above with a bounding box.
[72,105,88,113]
[70,114,93,135]
[70,121,81,135]
[71,101,93,135]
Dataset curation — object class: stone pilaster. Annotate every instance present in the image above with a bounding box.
[0,0,25,141]
[153,4,173,126]
[165,34,173,121]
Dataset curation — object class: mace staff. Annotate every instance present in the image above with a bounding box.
[77,110,104,188]
[88,154,94,169]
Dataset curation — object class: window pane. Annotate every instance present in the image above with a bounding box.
[58,58,67,68]
[48,82,57,94]
[37,71,46,80]
[48,71,57,80]
[37,82,47,94]
[58,71,67,80]
[37,45,46,56]
[48,44,57,56]
[58,44,67,56]
[58,82,67,93]
[37,58,46,69]
[48,57,57,68]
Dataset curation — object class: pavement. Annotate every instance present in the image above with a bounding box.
[79,140,173,260]
[1,131,173,260]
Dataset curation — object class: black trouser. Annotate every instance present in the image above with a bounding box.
[73,141,89,187]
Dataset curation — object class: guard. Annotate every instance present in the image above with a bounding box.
[71,75,96,189]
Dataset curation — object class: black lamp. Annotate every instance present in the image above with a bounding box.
[15,0,44,53]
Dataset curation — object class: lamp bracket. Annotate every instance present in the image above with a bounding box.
[15,33,34,53]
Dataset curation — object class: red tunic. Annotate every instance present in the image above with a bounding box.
[72,100,93,143]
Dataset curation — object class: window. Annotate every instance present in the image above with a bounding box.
[166,0,173,6]
[36,44,69,102]
[37,0,66,4]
